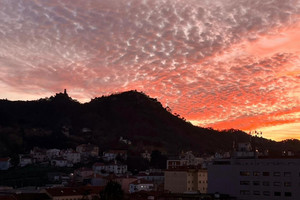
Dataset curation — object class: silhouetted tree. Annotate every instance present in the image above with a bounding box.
[150,150,167,169]
[100,181,124,200]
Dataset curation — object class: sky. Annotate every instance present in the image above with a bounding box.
[0,0,299,141]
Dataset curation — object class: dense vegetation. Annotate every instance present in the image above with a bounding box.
[0,90,299,157]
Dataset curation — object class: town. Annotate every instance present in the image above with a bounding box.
[1,139,300,200]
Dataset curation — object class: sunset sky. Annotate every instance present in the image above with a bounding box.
[0,0,299,141]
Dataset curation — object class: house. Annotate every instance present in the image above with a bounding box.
[30,147,47,163]
[19,155,33,167]
[46,149,61,159]
[129,179,154,193]
[74,167,94,183]
[61,149,81,164]
[119,136,132,145]
[0,157,11,170]
[93,162,128,175]
[44,186,103,200]
[103,150,127,161]
[113,176,138,193]
[76,144,99,158]
[135,172,164,184]
[164,168,208,194]
[51,157,68,167]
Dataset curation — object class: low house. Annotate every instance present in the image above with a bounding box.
[113,176,138,193]
[93,162,127,175]
[129,179,154,193]
[76,144,99,158]
[30,147,47,163]
[44,186,103,200]
[61,149,81,164]
[0,157,11,170]
[135,172,164,184]
[46,149,61,159]
[51,157,68,167]
[103,150,127,161]
[74,167,94,183]
[19,155,33,167]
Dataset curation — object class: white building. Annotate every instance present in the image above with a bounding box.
[30,147,47,163]
[208,144,300,200]
[93,162,127,175]
[51,157,68,167]
[103,150,127,162]
[62,149,81,164]
[19,155,33,167]
[129,179,154,193]
[46,149,61,159]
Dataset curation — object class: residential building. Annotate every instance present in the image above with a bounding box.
[46,149,61,159]
[113,176,138,193]
[135,172,164,184]
[76,144,99,158]
[61,149,81,164]
[51,157,68,167]
[129,179,154,193]
[164,168,208,194]
[44,186,103,200]
[103,150,127,161]
[93,162,127,175]
[19,155,33,167]
[30,147,47,163]
[208,143,300,200]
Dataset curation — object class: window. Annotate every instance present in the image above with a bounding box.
[273,172,281,176]
[240,171,250,176]
[285,192,292,197]
[263,172,270,176]
[240,181,250,185]
[274,192,281,196]
[262,181,269,186]
[253,181,260,186]
[284,182,292,187]
[273,182,281,186]
[263,191,270,196]
[253,171,260,176]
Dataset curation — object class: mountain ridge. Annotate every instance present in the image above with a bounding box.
[0,90,299,157]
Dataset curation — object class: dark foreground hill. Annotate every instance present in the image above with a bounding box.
[0,90,299,156]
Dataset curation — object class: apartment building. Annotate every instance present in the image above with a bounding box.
[208,143,300,200]
[164,168,208,193]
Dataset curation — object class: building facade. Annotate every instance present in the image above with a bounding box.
[208,158,300,200]
[164,168,208,194]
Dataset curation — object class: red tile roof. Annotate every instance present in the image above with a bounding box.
[0,157,10,162]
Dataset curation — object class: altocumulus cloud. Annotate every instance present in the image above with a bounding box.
[0,0,299,140]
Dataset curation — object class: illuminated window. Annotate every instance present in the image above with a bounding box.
[240,171,250,176]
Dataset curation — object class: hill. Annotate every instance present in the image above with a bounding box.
[0,90,299,156]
